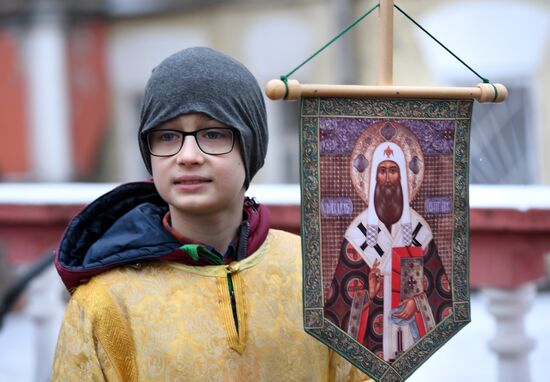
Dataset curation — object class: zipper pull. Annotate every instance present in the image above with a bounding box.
[244,197,259,211]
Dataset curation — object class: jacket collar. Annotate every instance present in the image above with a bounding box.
[55,181,271,292]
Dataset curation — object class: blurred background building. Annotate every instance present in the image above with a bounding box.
[1,0,550,381]
[1,0,549,185]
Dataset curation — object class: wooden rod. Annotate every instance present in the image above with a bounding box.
[265,79,508,103]
[378,0,394,86]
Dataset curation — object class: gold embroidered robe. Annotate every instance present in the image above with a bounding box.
[52,229,372,381]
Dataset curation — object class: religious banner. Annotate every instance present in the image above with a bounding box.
[300,96,472,381]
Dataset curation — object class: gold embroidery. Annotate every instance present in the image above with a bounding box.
[216,271,247,354]
[54,230,374,381]
[232,271,248,352]
[168,234,269,355]
[75,278,138,382]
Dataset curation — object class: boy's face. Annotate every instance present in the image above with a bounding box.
[150,113,246,216]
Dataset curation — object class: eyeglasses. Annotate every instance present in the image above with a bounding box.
[146,128,236,157]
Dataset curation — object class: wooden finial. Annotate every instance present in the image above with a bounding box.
[477,83,508,103]
[264,79,302,100]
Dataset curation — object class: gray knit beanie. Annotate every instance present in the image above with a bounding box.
[138,47,268,188]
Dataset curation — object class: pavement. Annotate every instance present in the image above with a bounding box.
[1,292,548,381]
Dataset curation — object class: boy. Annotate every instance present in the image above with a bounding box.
[52,47,370,381]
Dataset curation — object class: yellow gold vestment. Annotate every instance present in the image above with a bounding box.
[52,230,372,381]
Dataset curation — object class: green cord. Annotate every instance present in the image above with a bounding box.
[280,75,289,100]
[282,2,379,78]
[278,1,492,96]
[279,2,380,98]
[490,83,498,102]
[180,244,224,265]
[180,244,200,261]
[393,3,490,84]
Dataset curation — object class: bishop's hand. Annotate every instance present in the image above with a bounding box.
[392,298,418,320]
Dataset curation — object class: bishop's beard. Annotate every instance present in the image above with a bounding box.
[374,181,404,227]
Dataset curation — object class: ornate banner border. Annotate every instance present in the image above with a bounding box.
[300,97,472,381]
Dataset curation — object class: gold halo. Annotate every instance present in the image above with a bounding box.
[350,120,424,205]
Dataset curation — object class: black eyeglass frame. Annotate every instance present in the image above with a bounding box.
[145,128,237,157]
